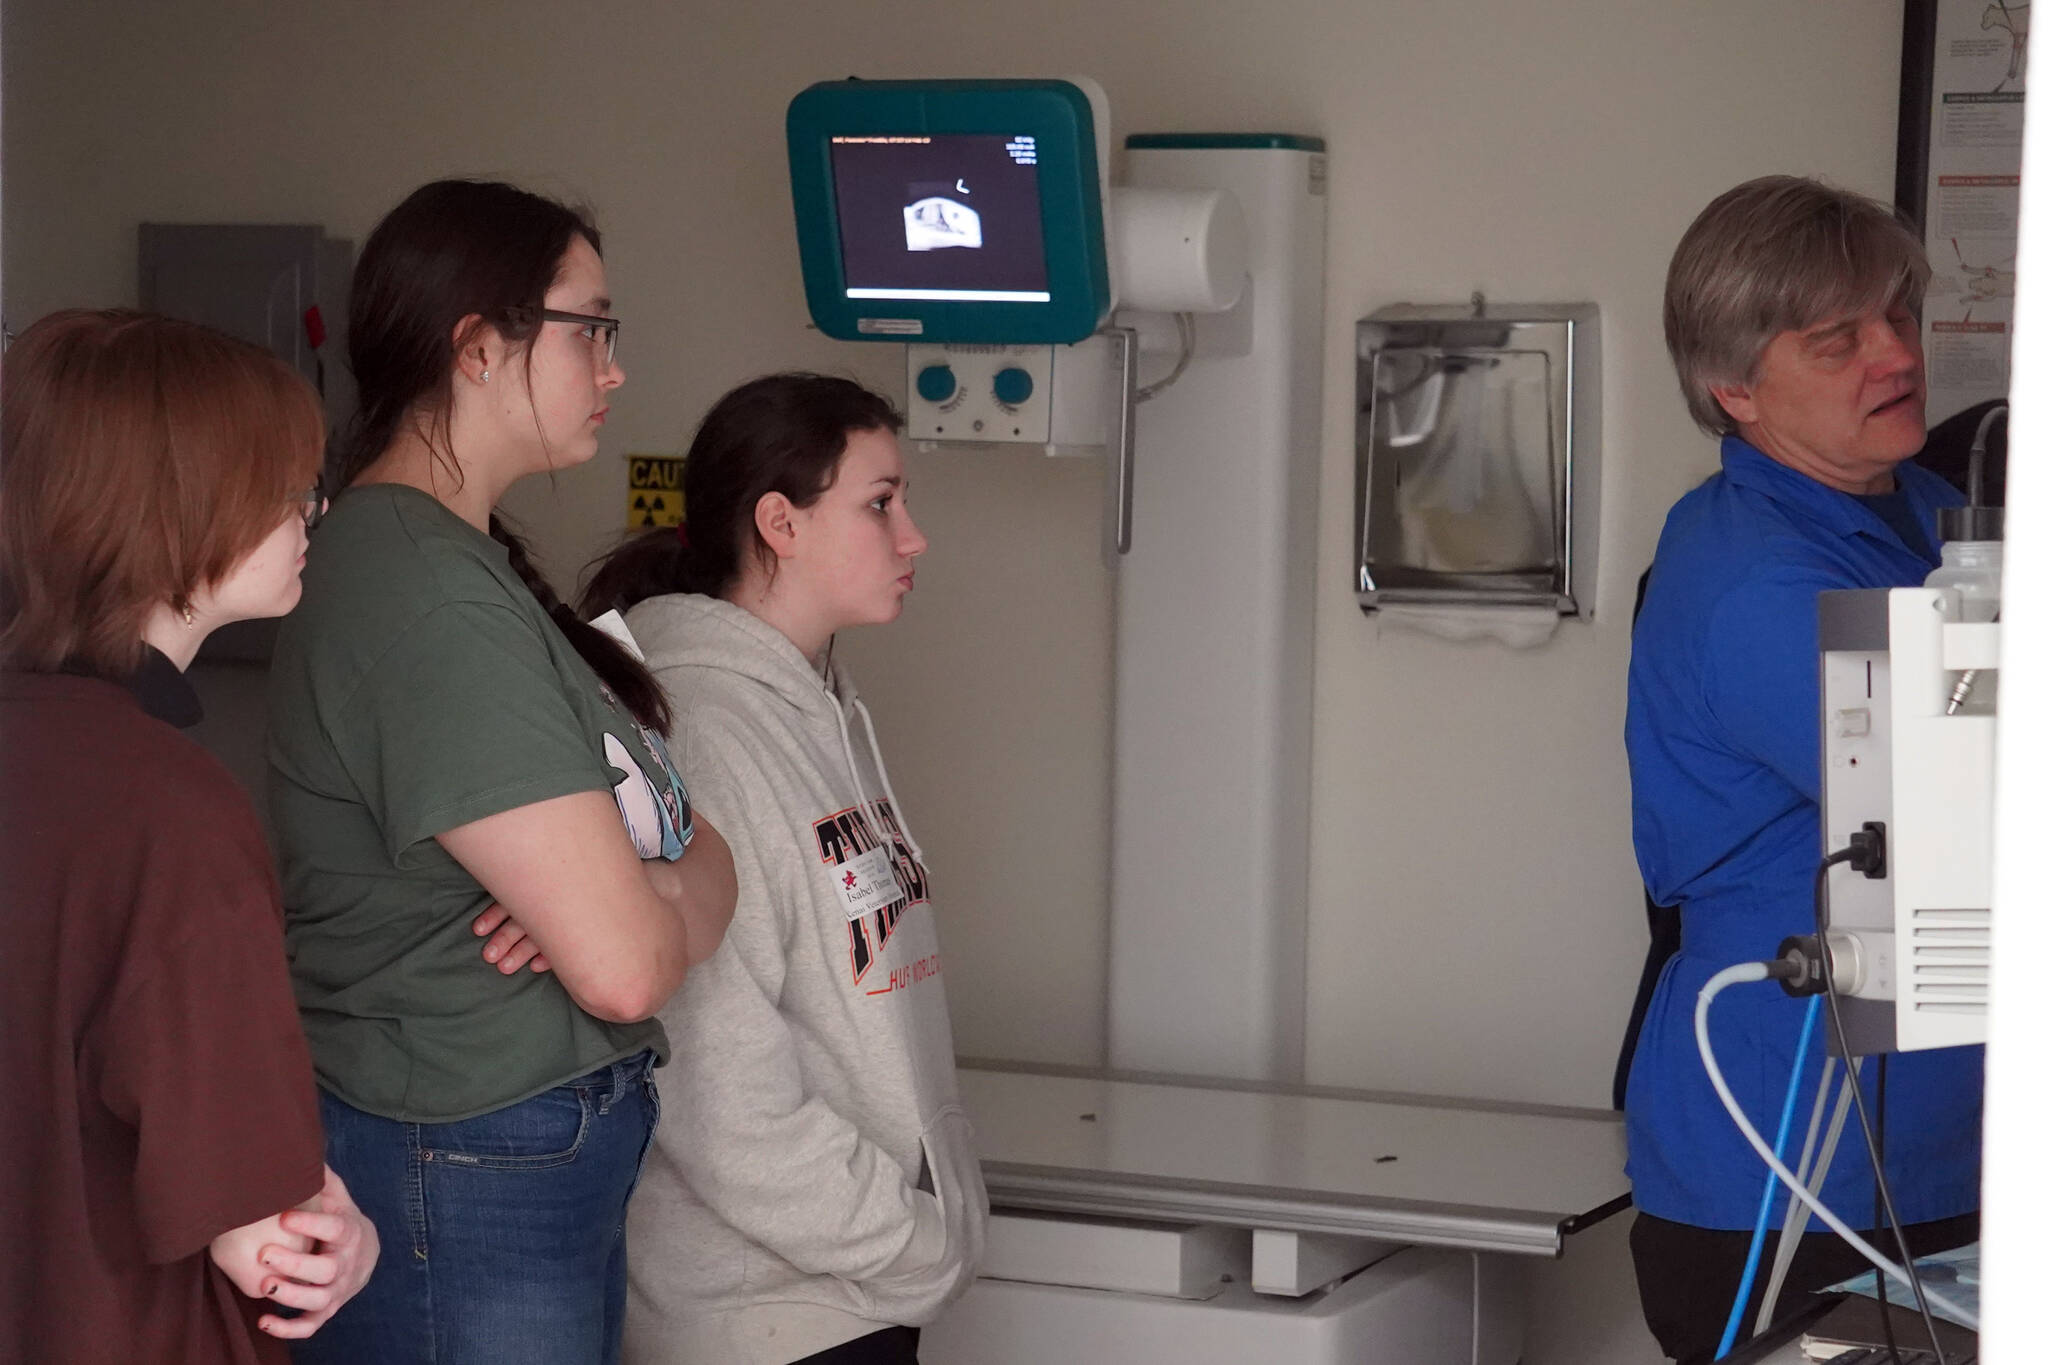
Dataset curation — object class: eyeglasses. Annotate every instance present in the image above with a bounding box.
[299,482,327,531]
[540,308,621,368]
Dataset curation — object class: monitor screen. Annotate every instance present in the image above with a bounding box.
[788,78,1109,343]
[830,134,1050,303]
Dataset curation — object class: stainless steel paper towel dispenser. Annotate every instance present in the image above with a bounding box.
[1355,301,1599,617]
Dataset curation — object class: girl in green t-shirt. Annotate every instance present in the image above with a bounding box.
[269,179,737,1365]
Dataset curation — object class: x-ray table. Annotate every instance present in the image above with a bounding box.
[924,1062,1631,1365]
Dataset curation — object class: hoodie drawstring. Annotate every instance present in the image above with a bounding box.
[829,697,879,839]
[853,697,926,866]
[830,691,926,868]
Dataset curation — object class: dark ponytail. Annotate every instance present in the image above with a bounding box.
[344,178,670,734]
[578,373,902,620]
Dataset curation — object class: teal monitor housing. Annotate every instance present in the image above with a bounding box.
[787,79,1111,344]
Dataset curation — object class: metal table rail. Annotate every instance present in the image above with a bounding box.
[958,1060,1631,1258]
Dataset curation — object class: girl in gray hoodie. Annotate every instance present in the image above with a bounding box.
[582,375,987,1365]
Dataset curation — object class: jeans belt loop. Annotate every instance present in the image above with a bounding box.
[602,1050,645,1113]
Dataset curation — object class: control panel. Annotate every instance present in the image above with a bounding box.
[903,342,1059,444]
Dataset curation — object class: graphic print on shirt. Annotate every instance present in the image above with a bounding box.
[813,799,930,986]
[602,729,692,861]
[591,680,692,860]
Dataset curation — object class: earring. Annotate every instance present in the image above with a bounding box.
[180,603,195,628]
[480,369,491,384]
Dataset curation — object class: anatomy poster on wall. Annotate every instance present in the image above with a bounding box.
[1906,0,2027,425]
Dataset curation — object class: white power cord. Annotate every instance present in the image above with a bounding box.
[1695,961,1980,1331]
[1134,313,1195,403]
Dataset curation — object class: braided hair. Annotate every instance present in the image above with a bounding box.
[342,178,668,733]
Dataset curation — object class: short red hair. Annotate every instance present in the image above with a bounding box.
[1,310,324,673]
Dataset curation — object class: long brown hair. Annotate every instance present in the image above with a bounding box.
[343,178,671,732]
[579,373,902,620]
[0,309,323,674]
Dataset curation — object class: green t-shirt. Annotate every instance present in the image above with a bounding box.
[268,484,685,1121]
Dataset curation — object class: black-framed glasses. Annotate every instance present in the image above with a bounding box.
[299,481,327,531]
[540,308,621,368]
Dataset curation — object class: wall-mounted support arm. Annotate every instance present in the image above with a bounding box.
[1106,325,1138,557]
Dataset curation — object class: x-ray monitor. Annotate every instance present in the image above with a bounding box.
[789,80,1110,343]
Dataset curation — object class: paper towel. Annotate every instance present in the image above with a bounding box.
[1373,603,1561,648]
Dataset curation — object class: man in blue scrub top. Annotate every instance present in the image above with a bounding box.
[1625,176,1983,1364]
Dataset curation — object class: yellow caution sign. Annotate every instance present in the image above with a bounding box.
[626,454,684,530]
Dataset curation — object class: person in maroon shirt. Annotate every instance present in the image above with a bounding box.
[0,310,378,1363]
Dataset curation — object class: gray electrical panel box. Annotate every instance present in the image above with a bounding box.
[139,222,354,465]
[139,223,354,662]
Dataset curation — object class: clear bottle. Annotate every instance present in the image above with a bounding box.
[1926,506,2004,712]
[1925,537,2004,622]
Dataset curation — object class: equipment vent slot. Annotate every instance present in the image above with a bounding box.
[1910,907,1990,1015]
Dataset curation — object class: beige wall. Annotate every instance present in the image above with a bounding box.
[5,5,1906,1359]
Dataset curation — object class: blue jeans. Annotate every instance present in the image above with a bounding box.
[294,1052,659,1365]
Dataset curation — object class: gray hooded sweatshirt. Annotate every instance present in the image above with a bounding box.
[622,594,987,1365]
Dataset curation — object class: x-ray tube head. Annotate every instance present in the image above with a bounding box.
[1109,186,1248,314]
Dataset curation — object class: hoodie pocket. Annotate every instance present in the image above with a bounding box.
[920,1105,989,1272]
[861,1105,988,1322]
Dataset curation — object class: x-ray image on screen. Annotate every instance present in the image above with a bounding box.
[832,135,1049,301]
[903,181,983,251]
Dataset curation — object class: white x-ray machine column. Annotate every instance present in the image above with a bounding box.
[1107,136,1325,1084]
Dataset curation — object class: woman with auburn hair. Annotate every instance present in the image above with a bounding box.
[266,179,736,1363]
[0,309,378,1364]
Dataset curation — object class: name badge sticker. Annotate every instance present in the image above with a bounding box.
[831,845,905,922]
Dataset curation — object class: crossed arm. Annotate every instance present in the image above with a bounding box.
[438,790,738,1020]
[204,794,737,1332]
